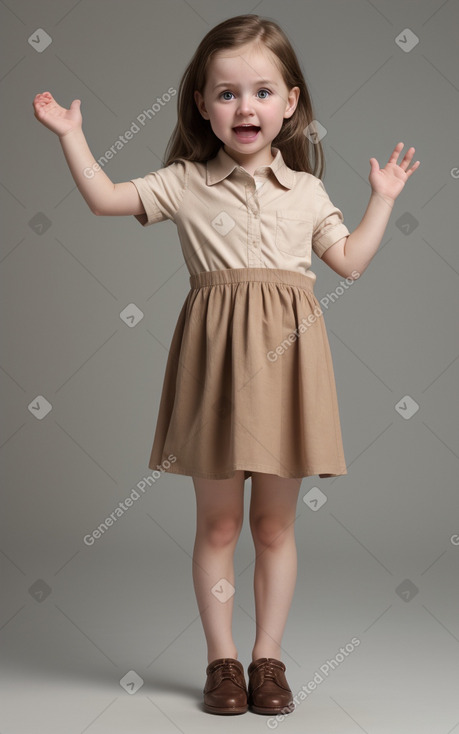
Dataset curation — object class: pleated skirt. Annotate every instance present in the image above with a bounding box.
[148,267,347,481]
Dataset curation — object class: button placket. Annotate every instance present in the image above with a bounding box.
[247,182,261,267]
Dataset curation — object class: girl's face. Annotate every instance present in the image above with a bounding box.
[194,42,299,168]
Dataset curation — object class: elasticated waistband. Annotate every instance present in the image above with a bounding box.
[189,267,315,292]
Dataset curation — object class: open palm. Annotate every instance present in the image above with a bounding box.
[369,142,420,201]
[33,92,82,137]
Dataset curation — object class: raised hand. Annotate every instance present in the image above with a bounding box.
[369,142,420,202]
[32,91,83,138]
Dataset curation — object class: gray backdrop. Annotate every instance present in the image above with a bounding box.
[1,1,458,732]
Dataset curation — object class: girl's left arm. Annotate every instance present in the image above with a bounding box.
[321,142,420,279]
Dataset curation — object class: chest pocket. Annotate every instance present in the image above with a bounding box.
[275,210,313,257]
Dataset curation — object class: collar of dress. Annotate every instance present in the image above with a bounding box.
[206,145,295,189]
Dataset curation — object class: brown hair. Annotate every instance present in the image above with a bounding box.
[163,14,325,179]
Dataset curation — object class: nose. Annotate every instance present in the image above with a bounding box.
[236,93,255,116]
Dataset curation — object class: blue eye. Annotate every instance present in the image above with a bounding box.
[219,89,271,100]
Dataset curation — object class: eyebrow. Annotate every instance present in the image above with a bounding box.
[213,79,278,90]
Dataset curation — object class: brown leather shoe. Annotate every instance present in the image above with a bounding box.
[203,657,248,714]
[247,657,295,715]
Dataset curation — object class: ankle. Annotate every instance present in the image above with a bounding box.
[251,648,281,662]
[207,646,238,664]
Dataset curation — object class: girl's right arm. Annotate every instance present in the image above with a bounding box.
[33,92,145,217]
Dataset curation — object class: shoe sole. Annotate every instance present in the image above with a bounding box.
[249,702,295,715]
[203,702,248,714]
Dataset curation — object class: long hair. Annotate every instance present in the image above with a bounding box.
[163,14,325,178]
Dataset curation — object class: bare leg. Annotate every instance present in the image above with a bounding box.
[192,470,245,664]
[249,472,302,662]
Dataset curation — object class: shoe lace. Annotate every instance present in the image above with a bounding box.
[217,659,241,682]
[262,659,278,681]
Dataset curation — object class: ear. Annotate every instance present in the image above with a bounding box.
[284,86,300,120]
[194,90,209,120]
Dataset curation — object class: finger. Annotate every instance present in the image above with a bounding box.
[389,142,404,162]
[407,160,420,175]
[403,146,415,160]
[369,158,381,174]
[400,147,416,169]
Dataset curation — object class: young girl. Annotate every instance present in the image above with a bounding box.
[33,13,419,717]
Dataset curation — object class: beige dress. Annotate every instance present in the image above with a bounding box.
[129,146,350,480]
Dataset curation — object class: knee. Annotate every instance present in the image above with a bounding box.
[201,514,243,548]
[250,515,292,549]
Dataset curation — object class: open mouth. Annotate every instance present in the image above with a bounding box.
[233,125,260,140]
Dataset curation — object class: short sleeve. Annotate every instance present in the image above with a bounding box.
[129,159,187,226]
[312,178,350,258]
